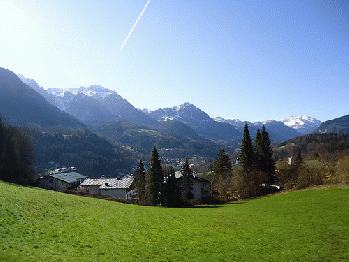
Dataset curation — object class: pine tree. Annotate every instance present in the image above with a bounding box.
[134,160,146,203]
[181,158,194,201]
[213,149,232,179]
[212,148,232,201]
[239,123,255,196]
[163,166,182,207]
[260,125,276,185]
[147,147,164,205]
[240,123,254,174]
[254,129,262,170]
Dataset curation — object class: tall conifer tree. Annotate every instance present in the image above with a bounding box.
[240,123,255,196]
[213,149,232,179]
[240,123,254,174]
[147,147,164,205]
[163,166,182,207]
[254,128,268,185]
[134,160,146,203]
[181,158,194,201]
[212,148,232,200]
[260,125,276,184]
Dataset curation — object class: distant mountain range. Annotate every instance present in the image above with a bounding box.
[18,75,154,126]
[1,67,347,173]
[16,73,324,142]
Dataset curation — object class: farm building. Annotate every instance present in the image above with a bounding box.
[39,172,87,192]
[79,175,135,200]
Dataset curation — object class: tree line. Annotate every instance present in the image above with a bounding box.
[133,147,196,207]
[210,124,277,200]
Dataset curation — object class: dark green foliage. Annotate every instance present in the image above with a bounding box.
[31,128,134,176]
[163,166,182,207]
[314,114,349,134]
[181,158,194,200]
[134,160,146,203]
[274,133,349,161]
[239,124,256,196]
[240,123,254,174]
[212,149,232,179]
[90,120,227,159]
[212,149,232,201]
[0,115,35,185]
[254,129,263,169]
[259,126,276,184]
[147,147,164,205]
[157,120,199,140]
[239,124,276,196]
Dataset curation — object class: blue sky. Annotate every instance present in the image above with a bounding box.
[1,0,348,122]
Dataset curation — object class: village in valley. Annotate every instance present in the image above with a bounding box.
[36,157,213,204]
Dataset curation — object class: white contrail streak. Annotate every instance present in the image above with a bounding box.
[120,0,151,51]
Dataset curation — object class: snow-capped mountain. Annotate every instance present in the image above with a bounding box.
[47,85,113,100]
[147,102,212,123]
[279,116,322,134]
[44,85,154,125]
[146,103,240,141]
[16,73,322,141]
[215,117,302,141]
[215,116,321,136]
[17,75,154,125]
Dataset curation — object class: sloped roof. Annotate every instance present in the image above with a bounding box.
[51,172,87,184]
[174,171,210,184]
[80,176,134,189]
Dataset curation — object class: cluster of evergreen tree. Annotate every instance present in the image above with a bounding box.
[0,115,35,185]
[211,149,232,201]
[240,124,276,196]
[133,147,194,206]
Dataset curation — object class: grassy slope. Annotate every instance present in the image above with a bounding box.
[1,182,348,261]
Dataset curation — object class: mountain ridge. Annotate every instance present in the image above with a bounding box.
[17,73,324,141]
[1,68,86,129]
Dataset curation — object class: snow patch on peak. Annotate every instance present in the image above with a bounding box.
[214,117,225,123]
[175,102,196,111]
[280,115,321,127]
[141,108,152,114]
[280,116,322,134]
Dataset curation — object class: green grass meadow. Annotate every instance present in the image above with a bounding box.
[1,181,348,261]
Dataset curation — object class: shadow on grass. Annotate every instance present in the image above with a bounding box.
[176,205,223,209]
[229,201,248,205]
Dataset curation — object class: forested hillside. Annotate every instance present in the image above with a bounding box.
[89,120,239,159]
[274,133,349,160]
[31,128,136,176]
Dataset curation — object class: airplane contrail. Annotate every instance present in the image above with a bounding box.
[120,0,151,51]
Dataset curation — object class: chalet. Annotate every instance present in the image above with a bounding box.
[175,172,211,202]
[39,172,87,192]
[79,175,134,200]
